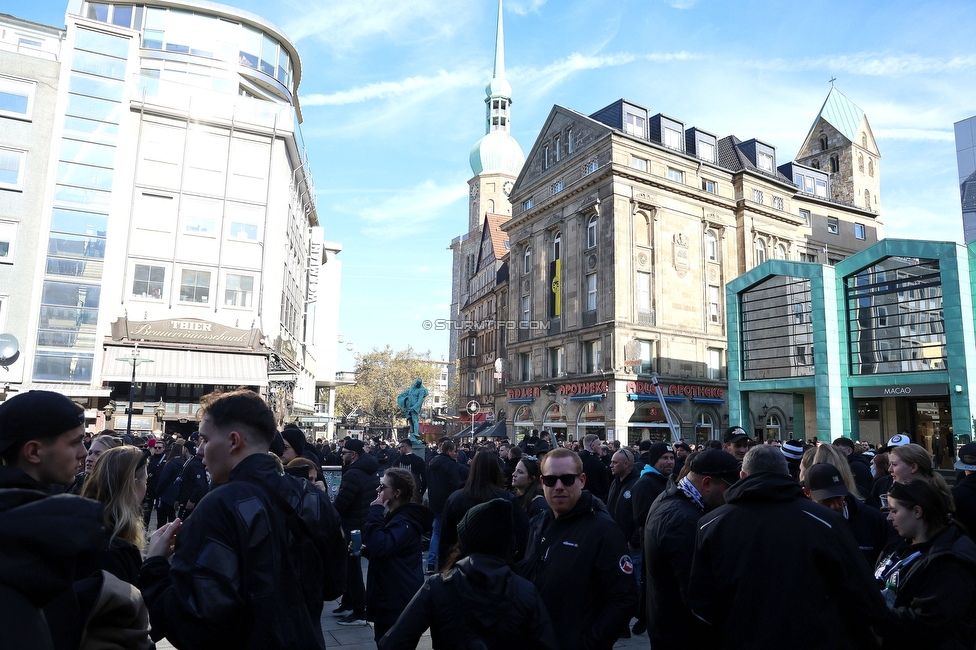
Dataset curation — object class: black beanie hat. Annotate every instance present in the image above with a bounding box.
[281,426,305,456]
[646,442,672,467]
[457,498,514,557]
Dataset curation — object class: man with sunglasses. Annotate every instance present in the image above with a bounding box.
[518,448,637,650]
[643,449,738,649]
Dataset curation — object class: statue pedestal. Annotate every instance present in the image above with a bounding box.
[410,439,426,458]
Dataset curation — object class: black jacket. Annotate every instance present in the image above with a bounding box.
[389,452,427,498]
[427,453,462,515]
[631,468,670,543]
[644,482,715,650]
[580,449,610,505]
[175,456,208,507]
[140,453,345,650]
[951,472,976,538]
[0,489,106,650]
[333,452,380,533]
[379,553,559,650]
[868,473,895,510]
[878,525,976,650]
[849,453,874,498]
[518,491,639,650]
[689,472,887,649]
[363,502,434,625]
[845,495,896,570]
[156,460,181,507]
[606,467,641,548]
[438,488,529,563]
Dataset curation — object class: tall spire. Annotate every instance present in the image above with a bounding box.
[484,0,512,135]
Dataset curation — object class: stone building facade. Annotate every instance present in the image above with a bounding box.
[495,90,882,446]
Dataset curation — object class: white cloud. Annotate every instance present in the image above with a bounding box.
[302,69,482,106]
[742,53,976,76]
[337,180,468,240]
[663,0,698,8]
[508,0,547,15]
[513,51,700,95]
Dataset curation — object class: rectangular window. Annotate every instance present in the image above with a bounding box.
[468,373,475,396]
[804,176,814,194]
[637,272,651,310]
[522,198,533,211]
[586,273,597,311]
[543,145,549,170]
[185,217,216,235]
[794,173,803,186]
[0,148,26,190]
[827,217,839,234]
[0,220,15,261]
[702,178,716,193]
[567,128,573,153]
[229,222,258,240]
[520,294,530,326]
[663,127,682,150]
[799,209,810,224]
[469,337,476,357]
[815,179,827,198]
[549,347,565,377]
[757,152,773,172]
[584,339,601,373]
[638,340,653,374]
[707,348,722,379]
[550,181,563,195]
[0,76,36,119]
[795,346,809,366]
[624,113,645,137]
[698,140,715,163]
[587,218,597,248]
[583,159,598,175]
[554,136,560,162]
[631,156,647,172]
[180,269,210,303]
[667,167,683,183]
[709,285,720,323]
[224,274,253,307]
[773,196,784,210]
[855,223,866,239]
[132,264,164,299]
[520,352,531,381]
[752,188,764,204]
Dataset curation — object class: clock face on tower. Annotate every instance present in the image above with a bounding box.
[503,181,514,197]
[470,185,479,201]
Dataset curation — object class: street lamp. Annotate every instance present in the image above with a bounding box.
[154,398,166,435]
[116,346,154,439]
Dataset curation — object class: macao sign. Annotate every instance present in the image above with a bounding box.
[626,381,724,399]
[111,317,260,348]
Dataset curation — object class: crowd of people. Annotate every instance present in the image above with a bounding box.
[3,388,976,649]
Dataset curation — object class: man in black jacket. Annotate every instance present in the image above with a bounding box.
[389,439,427,500]
[953,442,976,536]
[631,442,674,536]
[644,450,737,650]
[174,441,208,520]
[518,448,638,650]
[141,389,346,650]
[607,449,641,551]
[426,440,463,571]
[688,446,887,648]
[580,434,610,504]
[833,437,873,498]
[333,437,380,625]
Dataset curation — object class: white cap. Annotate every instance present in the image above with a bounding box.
[886,434,911,448]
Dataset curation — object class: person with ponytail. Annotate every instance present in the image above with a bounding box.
[888,443,955,513]
[875,479,976,649]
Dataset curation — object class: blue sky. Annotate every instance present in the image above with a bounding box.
[9,0,976,366]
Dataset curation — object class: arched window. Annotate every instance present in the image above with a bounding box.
[810,159,820,170]
[635,212,651,247]
[696,412,714,444]
[553,232,561,260]
[705,230,718,262]
[586,216,598,249]
[865,189,871,209]
[829,155,839,173]
[764,414,781,441]
[487,199,495,212]
[775,243,787,260]
[819,136,828,151]
[523,247,531,274]
[862,134,867,149]
[858,153,864,172]
[868,159,874,177]
[755,239,766,265]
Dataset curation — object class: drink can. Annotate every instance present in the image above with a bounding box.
[351,529,362,556]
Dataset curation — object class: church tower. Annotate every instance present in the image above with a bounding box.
[448,0,524,411]
[795,85,881,213]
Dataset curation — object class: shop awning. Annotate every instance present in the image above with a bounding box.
[457,412,488,423]
[570,393,604,402]
[692,397,725,404]
[508,398,535,404]
[102,346,269,386]
[629,394,685,403]
[479,421,508,438]
[15,382,112,397]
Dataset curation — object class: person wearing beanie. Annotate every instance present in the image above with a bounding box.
[280,426,306,463]
[782,439,805,481]
[379,498,559,650]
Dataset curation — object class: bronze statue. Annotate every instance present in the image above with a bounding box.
[397,378,428,444]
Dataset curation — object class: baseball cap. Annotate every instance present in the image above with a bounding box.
[344,438,365,454]
[805,463,849,501]
[955,442,976,471]
[723,427,749,444]
[886,434,911,449]
[0,390,86,454]
[688,449,740,485]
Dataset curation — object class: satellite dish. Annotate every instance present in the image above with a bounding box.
[0,334,19,367]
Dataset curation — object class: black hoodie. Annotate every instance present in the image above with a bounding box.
[363,502,434,625]
[333,451,380,532]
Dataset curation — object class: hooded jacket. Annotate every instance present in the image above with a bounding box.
[363,501,434,625]
[631,467,670,540]
[878,525,976,650]
[518,491,638,650]
[333,451,380,532]
[439,488,530,563]
[378,553,558,650]
[844,494,895,570]
[140,452,345,650]
[427,453,462,515]
[606,467,641,548]
[688,471,887,650]
[951,472,976,539]
[579,449,610,504]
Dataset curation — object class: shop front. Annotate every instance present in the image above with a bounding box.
[625,380,726,445]
[852,384,954,468]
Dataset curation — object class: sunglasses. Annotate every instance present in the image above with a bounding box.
[541,473,580,487]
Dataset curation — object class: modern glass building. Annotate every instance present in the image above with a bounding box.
[726,238,976,466]
[3,0,341,435]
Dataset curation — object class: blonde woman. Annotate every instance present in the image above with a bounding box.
[799,443,863,500]
[889,443,955,513]
[82,445,150,585]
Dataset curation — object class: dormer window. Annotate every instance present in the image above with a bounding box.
[624,113,645,137]
[757,152,773,172]
[663,127,682,150]
[698,140,715,163]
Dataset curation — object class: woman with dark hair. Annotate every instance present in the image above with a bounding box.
[154,441,184,527]
[362,468,434,642]
[438,451,530,564]
[379,499,558,650]
[875,479,976,649]
[511,456,548,519]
